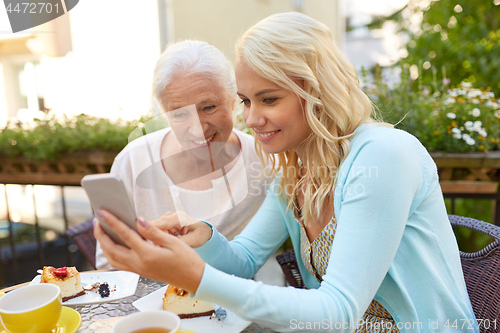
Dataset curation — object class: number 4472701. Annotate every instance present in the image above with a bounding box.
[444,319,497,330]
[6,2,60,14]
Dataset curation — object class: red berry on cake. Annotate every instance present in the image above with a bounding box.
[53,267,68,277]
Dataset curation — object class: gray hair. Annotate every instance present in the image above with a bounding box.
[152,40,236,108]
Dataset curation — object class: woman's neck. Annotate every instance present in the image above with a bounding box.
[294,148,307,170]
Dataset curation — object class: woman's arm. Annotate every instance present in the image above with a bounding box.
[194,189,290,278]
[93,180,290,291]
[193,134,422,332]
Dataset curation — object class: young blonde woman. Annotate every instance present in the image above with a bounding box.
[95,12,479,332]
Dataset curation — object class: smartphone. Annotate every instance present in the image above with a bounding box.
[81,173,138,247]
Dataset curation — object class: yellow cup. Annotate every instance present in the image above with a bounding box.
[112,311,181,333]
[0,284,62,333]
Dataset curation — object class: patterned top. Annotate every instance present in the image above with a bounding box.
[295,202,399,332]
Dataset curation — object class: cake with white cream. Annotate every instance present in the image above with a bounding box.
[40,266,86,302]
[162,285,215,318]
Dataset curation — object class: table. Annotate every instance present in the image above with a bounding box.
[1,276,277,333]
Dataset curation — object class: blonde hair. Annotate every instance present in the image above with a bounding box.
[236,12,389,226]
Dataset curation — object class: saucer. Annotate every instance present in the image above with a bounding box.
[0,306,81,333]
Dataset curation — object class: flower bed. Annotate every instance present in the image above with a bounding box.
[364,68,500,153]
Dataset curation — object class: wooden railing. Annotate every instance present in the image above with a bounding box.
[431,152,500,225]
[0,152,116,186]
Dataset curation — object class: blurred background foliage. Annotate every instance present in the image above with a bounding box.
[365,67,500,153]
[376,0,500,95]
[0,114,144,161]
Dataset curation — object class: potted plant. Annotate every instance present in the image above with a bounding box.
[0,114,144,185]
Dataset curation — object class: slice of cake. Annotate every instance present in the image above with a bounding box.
[40,266,86,302]
[162,285,215,319]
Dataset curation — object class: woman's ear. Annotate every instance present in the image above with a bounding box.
[231,97,236,111]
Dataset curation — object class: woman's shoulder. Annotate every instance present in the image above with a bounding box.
[352,123,422,153]
[344,123,430,174]
[114,127,170,161]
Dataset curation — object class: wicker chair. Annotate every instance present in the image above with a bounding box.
[276,250,305,289]
[64,217,96,269]
[449,214,500,332]
[276,215,500,332]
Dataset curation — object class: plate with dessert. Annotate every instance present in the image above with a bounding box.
[132,285,251,333]
[29,266,140,306]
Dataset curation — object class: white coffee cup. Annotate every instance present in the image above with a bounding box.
[112,311,181,333]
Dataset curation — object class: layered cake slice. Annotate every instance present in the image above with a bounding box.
[40,266,86,302]
[162,285,215,318]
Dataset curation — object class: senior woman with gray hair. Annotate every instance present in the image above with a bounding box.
[95,40,271,269]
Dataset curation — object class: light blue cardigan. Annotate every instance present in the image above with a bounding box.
[193,125,478,332]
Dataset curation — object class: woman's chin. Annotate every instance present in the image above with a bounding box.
[261,146,282,155]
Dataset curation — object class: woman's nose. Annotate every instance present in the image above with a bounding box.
[244,105,265,129]
[187,114,210,137]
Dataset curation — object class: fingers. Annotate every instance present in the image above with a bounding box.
[97,210,146,249]
[137,217,181,250]
[176,232,200,248]
[93,218,133,271]
[150,211,183,234]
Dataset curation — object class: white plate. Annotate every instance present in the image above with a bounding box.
[30,271,140,306]
[132,286,251,333]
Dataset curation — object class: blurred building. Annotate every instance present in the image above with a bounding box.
[344,0,408,69]
[0,0,342,126]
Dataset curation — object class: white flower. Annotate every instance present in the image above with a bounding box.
[474,121,482,131]
[467,90,482,99]
[465,121,473,127]
[486,92,495,99]
[486,101,495,107]
[453,133,461,139]
[451,128,461,134]
[462,134,471,140]
[480,130,487,137]
[461,82,472,89]
[472,98,480,104]
[446,112,456,119]
[466,138,476,145]
[432,110,439,116]
[445,97,456,104]
[495,111,500,119]
[472,108,480,117]
[448,90,458,97]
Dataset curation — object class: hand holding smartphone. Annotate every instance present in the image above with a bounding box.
[81,173,139,247]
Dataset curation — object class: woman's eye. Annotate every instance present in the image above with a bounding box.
[173,112,187,119]
[263,98,277,104]
[240,99,250,106]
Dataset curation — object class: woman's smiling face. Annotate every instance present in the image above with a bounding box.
[235,60,310,156]
[160,73,235,160]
